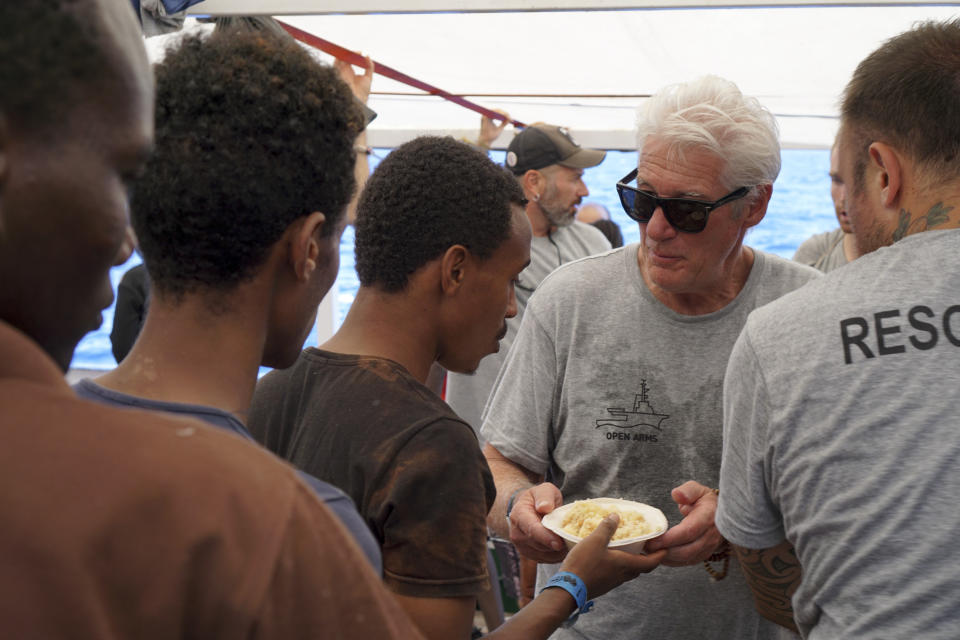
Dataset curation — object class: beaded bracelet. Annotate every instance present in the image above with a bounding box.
[540,571,594,627]
[704,540,731,581]
[704,487,730,581]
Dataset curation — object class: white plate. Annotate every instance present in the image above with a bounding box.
[541,498,667,554]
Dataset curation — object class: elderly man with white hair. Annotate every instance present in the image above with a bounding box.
[480,76,819,639]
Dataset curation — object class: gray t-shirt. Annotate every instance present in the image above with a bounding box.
[718,229,960,639]
[792,227,848,273]
[482,243,818,640]
[446,221,610,437]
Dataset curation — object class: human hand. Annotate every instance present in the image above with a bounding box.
[508,482,568,564]
[643,480,724,566]
[478,109,510,148]
[559,513,667,600]
[334,54,374,103]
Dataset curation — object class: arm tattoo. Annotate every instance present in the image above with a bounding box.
[892,202,956,241]
[733,540,802,633]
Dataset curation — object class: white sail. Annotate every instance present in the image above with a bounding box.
[176,2,959,148]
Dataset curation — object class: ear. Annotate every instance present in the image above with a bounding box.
[741,183,772,229]
[290,211,326,282]
[522,170,543,201]
[867,142,902,209]
[439,244,470,296]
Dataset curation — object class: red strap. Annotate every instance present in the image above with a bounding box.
[277,20,526,128]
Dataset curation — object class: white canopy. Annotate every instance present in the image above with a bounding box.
[163,2,959,149]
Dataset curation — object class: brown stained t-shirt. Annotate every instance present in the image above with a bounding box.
[0,321,423,639]
[250,348,496,598]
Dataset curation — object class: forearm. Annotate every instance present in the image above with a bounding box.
[486,510,669,640]
[486,587,575,640]
[483,443,541,538]
[392,593,475,640]
[733,539,801,633]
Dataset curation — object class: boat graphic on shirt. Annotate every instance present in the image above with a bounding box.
[595,380,669,430]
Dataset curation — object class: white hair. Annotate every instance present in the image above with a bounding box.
[636,75,781,191]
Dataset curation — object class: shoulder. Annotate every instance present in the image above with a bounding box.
[75,396,300,504]
[75,379,248,435]
[753,250,822,292]
[2,388,311,621]
[743,259,837,347]
[532,244,629,304]
[255,349,472,434]
[792,228,841,262]
[752,229,960,339]
[564,221,613,252]
[252,353,305,401]
[414,413,486,450]
[800,228,841,247]
[733,252,824,343]
[16,388,302,526]
[250,349,333,420]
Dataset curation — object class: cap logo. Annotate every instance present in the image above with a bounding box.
[558,126,577,146]
[506,151,518,168]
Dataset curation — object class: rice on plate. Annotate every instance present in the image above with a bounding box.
[541,498,668,554]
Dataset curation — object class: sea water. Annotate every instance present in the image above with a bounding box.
[72,148,835,371]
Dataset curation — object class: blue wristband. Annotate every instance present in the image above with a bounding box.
[540,571,594,627]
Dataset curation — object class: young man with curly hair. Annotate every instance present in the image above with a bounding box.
[446,124,612,437]
[249,136,666,640]
[73,28,383,568]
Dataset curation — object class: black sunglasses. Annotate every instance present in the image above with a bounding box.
[616,168,750,233]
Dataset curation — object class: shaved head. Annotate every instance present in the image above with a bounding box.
[0,0,154,369]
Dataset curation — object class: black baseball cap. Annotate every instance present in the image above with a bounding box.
[504,124,606,175]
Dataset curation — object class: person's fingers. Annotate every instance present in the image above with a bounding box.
[503,483,568,562]
[509,493,567,556]
[672,480,712,506]
[644,514,721,564]
[658,538,715,566]
[581,512,620,548]
[645,520,694,553]
[628,548,667,574]
[646,485,717,554]
[509,528,568,563]
[516,511,565,550]
[530,484,562,515]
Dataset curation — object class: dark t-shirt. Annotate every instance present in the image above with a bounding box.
[249,348,496,598]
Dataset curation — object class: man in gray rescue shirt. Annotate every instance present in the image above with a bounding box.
[717,19,960,639]
[446,124,610,437]
[480,76,819,640]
